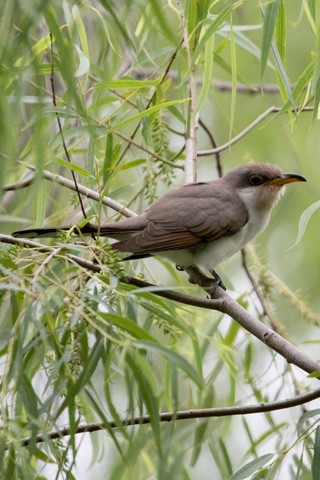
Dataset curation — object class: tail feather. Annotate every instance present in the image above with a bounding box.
[12,215,148,240]
[12,227,68,238]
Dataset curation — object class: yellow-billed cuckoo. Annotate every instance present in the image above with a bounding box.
[13,163,306,288]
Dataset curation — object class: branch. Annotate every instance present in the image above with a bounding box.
[3,174,35,191]
[1,234,319,376]
[20,386,320,447]
[131,68,291,94]
[178,1,197,183]
[18,163,136,218]
[198,116,222,177]
[198,106,314,156]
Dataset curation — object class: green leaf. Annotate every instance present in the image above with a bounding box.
[95,78,162,89]
[275,58,315,115]
[74,44,90,77]
[55,338,104,418]
[100,313,157,342]
[275,0,286,62]
[138,340,204,387]
[19,373,39,417]
[229,23,237,141]
[193,3,239,62]
[289,200,320,249]
[271,40,295,109]
[53,157,92,177]
[108,99,189,132]
[72,5,90,60]
[313,31,320,118]
[230,453,274,480]
[197,32,214,110]
[260,0,280,81]
[298,409,320,434]
[126,350,162,455]
[312,426,320,480]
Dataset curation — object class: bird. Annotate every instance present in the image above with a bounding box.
[13,163,306,289]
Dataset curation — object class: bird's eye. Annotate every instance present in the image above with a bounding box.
[249,174,264,186]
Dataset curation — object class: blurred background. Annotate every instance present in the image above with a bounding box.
[0,1,319,479]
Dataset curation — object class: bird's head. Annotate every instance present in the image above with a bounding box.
[223,163,306,210]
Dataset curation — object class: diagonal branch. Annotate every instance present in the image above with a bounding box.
[18,163,136,218]
[198,106,314,156]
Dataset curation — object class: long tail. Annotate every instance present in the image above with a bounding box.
[12,224,152,260]
[12,216,147,240]
[12,225,97,238]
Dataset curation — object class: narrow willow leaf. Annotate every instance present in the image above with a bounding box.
[31,34,52,58]
[53,157,92,177]
[22,106,79,130]
[289,200,320,250]
[149,0,176,43]
[138,340,204,387]
[312,426,320,480]
[74,44,90,77]
[19,373,39,417]
[186,0,197,38]
[313,37,320,118]
[229,23,237,141]
[108,98,189,132]
[271,40,295,109]
[127,350,162,455]
[100,313,157,342]
[308,369,320,378]
[192,3,240,62]
[35,181,46,228]
[260,0,280,81]
[102,132,113,183]
[72,5,90,60]
[276,58,315,115]
[297,409,320,434]
[275,0,286,62]
[230,453,274,480]
[55,339,104,418]
[95,78,162,89]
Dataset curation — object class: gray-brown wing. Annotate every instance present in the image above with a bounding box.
[113,181,248,254]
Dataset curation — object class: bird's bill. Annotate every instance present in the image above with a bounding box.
[267,173,307,186]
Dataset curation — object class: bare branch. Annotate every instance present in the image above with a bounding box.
[3,174,35,191]
[19,386,320,447]
[198,116,223,177]
[131,68,291,94]
[198,106,314,156]
[19,163,136,218]
[178,1,197,182]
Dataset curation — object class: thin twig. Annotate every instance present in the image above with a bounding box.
[114,129,183,169]
[131,68,291,94]
[19,162,136,218]
[197,106,314,156]
[178,1,197,183]
[3,174,35,191]
[49,34,90,231]
[19,386,320,447]
[198,116,222,177]
[116,46,180,165]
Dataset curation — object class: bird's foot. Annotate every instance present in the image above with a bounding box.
[179,265,226,298]
[210,270,227,291]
